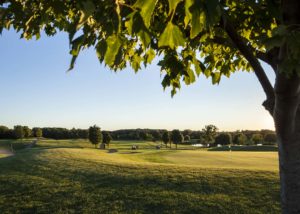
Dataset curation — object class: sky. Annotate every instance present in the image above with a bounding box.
[0,30,275,131]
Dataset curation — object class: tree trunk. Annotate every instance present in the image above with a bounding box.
[274,72,300,213]
[277,134,300,213]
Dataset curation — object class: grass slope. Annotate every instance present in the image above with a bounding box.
[0,139,280,213]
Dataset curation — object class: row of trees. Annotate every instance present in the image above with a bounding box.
[0,125,88,140]
[0,125,43,139]
[0,124,276,145]
[215,132,277,146]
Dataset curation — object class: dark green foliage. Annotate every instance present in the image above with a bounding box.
[41,127,88,139]
[202,125,218,144]
[215,133,232,146]
[264,133,277,145]
[32,128,43,138]
[183,129,193,137]
[102,131,113,148]
[0,126,11,139]
[252,134,263,145]
[233,133,248,145]
[171,130,184,149]
[89,125,102,148]
[23,126,32,138]
[184,135,191,142]
[151,130,162,142]
[162,131,170,148]
[14,126,24,140]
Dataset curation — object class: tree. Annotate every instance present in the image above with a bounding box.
[264,133,277,145]
[202,125,218,144]
[88,125,102,149]
[14,125,24,140]
[162,131,170,148]
[152,130,162,142]
[2,1,300,211]
[215,133,232,146]
[102,131,113,148]
[233,133,248,145]
[138,130,148,141]
[23,126,32,138]
[0,125,10,139]
[184,135,191,142]
[251,134,263,145]
[171,130,184,150]
[183,129,193,137]
[32,128,43,138]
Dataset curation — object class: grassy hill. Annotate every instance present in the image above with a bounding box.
[0,139,280,213]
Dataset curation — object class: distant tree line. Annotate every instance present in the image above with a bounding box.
[0,124,277,146]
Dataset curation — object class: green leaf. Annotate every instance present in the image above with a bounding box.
[131,54,142,72]
[68,55,78,71]
[96,40,107,63]
[204,0,221,26]
[184,0,193,27]
[168,0,182,15]
[190,3,206,39]
[77,0,95,29]
[145,49,156,64]
[193,58,205,76]
[134,0,158,28]
[158,22,185,49]
[68,35,85,70]
[184,67,196,85]
[212,72,221,84]
[70,35,85,56]
[126,12,151,47]
[104,35,122,67]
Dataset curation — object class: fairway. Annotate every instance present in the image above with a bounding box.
[0,139,280,213]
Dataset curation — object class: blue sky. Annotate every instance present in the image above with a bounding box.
[0,30,275,131]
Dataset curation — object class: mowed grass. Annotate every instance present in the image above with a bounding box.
[0,139,280,213]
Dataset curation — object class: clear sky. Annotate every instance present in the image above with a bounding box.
[0,30,275,131]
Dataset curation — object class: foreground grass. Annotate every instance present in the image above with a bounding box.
[0,139,280,213]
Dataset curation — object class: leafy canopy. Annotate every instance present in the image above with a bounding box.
[1,0,296,95]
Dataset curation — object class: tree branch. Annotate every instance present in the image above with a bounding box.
[221,16,275,114]
[212,36,278,73]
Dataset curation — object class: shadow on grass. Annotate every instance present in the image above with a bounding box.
[0,147,280,213]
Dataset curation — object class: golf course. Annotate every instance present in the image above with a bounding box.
[0,139,280,213]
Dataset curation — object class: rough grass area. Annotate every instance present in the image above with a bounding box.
[0,139,280,213]
[0,139,35,152]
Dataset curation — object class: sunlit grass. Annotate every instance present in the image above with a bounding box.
[0,139,280,213]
